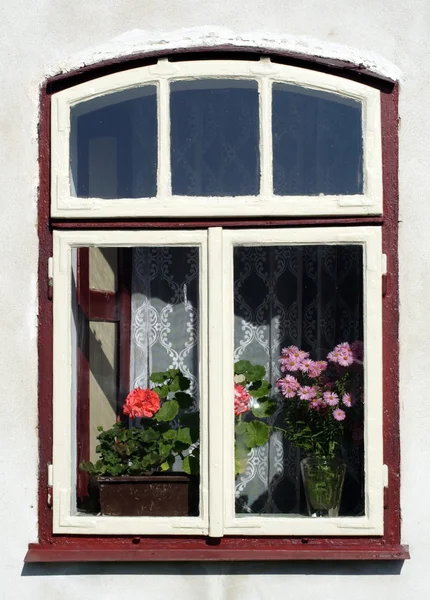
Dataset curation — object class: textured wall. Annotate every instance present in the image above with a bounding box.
[1,1,429,598]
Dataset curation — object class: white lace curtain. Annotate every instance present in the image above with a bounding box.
[129,244,364,515]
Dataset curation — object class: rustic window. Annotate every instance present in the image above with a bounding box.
[27,55,408,561]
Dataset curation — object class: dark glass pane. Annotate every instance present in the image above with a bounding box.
[233,244,364,518]
[273,84,363,195]
[74,246,200,517]
[170,79,259,196]
[71,86,157,198]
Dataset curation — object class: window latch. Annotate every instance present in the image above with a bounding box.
[382,254,388,296]
[47,463,53,508]
[48,257,53,300]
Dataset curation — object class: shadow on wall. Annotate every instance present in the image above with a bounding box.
[21,560,404,577]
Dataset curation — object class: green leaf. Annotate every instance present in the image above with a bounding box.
[235,421,248,435]
[177,427,192,446]
[235,456,248,475]
[243,421,270,448]
[154,400,179,422]
[79,461,94,474]
[248,380,271,398]
[140,427,160,443]
[153,384,170,398]
[162,430,177,441]
[179,412,199,442]
[182,454,199,475]
[159,460,170,471]
[150,372,167,384]
[250,364,266,380]
[175,392,193,409]
[169,375,181,393]
[178,374,191,391]
[251,399,277,418]
[235,441,250,460]
[234,360,253,375]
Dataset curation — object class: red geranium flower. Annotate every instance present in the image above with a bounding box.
[123,388,160,418]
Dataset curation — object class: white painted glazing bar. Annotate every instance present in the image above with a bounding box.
[158,77,171,196]
[259,71,273,197]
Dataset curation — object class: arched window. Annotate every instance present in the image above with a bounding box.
[27,54,407,561]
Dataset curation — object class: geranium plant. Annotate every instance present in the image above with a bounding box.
[80,368,199,477]
[276,342,363,458]
[233,360,277,474]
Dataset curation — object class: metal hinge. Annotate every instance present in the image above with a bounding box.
[48,256,53,300]
[383,464,389,509]
[47,463,53,508]
[381,254,388,296]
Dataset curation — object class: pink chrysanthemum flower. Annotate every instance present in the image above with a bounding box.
[299,358,313,373]
[323,391,339,406]
[310,399,325,410]
[327,342,354,367]
[280,355,303,372]
[280,346,310,372]
[351,340,364,363]
[342,393,353,407]
[281,345,300,357]
[333,408,346,421]
[234,384,251,416]
[277,375,300,398]
[298,385,317,400]
[308,360,328,378]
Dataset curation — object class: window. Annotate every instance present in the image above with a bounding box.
[27,55,408,561]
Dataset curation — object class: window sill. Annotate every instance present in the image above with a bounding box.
[25,541,410,562]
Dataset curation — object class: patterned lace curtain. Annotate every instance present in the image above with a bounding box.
[233,245,364,515]
[129,245,364,515]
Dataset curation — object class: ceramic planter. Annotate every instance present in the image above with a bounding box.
[97,474,191,517]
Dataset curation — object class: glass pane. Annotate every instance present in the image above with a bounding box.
[73,246,200,517]
[233,245,364,518]
[170,79,260,196]
[71,86,157,198]
[273,84,363,195]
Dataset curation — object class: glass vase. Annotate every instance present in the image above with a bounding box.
[300,457,346,517]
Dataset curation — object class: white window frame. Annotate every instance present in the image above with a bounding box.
[52,226,383,536]
[51,59,382,219]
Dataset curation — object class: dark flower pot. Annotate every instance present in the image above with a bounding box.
[98,474,192,516]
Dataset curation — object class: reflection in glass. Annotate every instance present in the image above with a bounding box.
[273,84,363,196]
[71,86,157,198]
[73,246,200,517]
[170,79,260,196]
[233,244,364,517]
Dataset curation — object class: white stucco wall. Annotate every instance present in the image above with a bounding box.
[1,1,429,598]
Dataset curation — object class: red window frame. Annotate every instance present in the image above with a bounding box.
[26,49,409,562]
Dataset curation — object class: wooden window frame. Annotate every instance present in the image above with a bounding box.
[26,49,409,562]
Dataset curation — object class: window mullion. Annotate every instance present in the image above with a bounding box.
[208,227,225,537]
[259,75,273,198]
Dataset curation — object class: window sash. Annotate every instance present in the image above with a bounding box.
[220,226,383,536]
[52,226,383,536]
[51,59,382,218]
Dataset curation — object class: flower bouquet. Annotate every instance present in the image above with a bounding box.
[276,342,363,517]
